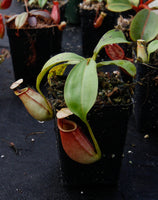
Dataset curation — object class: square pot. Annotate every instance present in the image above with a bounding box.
[80,8,118,58]
[7,26,62,86]
[134,63,158,133]
[54,103,133,186]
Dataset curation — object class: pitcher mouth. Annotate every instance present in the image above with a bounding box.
[57,118,77,133]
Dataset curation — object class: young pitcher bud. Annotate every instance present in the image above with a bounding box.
[94,12,107,28]
[58,21,66,31]
[10,79,53,121]
[0,14,5,38]
[137,39,148,63]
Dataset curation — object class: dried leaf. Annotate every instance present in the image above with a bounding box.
[15,12,28,29]
[6,14,17,24]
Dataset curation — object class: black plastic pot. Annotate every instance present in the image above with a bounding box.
[134,63,158,133]
[54,103,133,186]
[80,8,118,58]
[7,26,62,86]
[65,0,82,24]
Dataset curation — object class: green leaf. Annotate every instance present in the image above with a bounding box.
[38,0,47,8]
[28,0,35,6]
[48,63,67,76]
[106,0,133,12]
[47,63,68,86]
[129,0,139,6]
[97,60,136,77]
[36,52,84,87]
[36,52,85,99]
[147,40,158,62]
[130,9,158,42]
[42,52,84,71]
[15,12,28,29]
[93,29,130,57]
[64,59,98,122]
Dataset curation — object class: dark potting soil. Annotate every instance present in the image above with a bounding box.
[134,63,158,134]
[47,70,134,109]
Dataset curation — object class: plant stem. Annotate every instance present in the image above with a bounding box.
[92,53,97,61]
[85,120,101,160]
[24,0,29,13]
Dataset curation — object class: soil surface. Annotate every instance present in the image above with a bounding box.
[5,10,55,29]
[47,70,134,114]
[79,1,106,11]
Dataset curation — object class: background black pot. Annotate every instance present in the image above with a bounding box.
[134,63,158,133]
[54,103,133,187]
[65,0,82,24]
[7,26,62,87]
[80,8,118,58]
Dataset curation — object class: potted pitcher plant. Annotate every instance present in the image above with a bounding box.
[92,3,158,133]
[105,4,158,134]
[3,0,66,86]
[10,29,136,186]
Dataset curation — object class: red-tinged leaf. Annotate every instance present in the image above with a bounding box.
[0,0,12,9]
[105,44,125,60]
[30,10,51,19]
[51,1,60,24]
[130,9,158,42]
[57,118,99,164]
[0,14,5,39]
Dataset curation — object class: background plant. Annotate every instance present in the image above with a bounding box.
[106,0,158,12]
[26,0,68,9]
[104,6,158,64]
[0,0,12,63]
